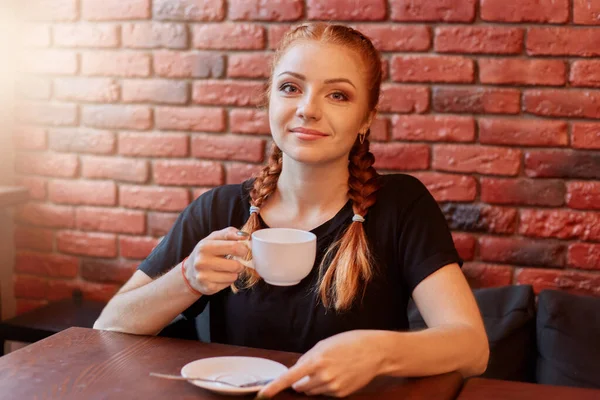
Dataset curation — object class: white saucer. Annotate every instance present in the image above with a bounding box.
[181,356,288,396]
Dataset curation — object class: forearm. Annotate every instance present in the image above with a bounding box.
[93,263,201,335]
[370,325,489,378]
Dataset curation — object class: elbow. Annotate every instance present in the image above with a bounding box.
[460,327,490,378]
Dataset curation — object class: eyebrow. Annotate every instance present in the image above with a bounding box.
[277,71,356,89]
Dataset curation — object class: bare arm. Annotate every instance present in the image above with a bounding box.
[93,227,250,336]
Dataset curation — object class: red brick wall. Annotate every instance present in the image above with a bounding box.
[11,0,600,315]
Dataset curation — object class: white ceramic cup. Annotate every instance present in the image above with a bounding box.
[236,228,317,286]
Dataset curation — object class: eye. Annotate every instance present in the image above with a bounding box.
[329,91,349,102]
[279,83,299,94]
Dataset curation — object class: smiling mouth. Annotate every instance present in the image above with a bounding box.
[289,127,328,137]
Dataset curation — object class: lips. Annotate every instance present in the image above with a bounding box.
[289,127,328,137]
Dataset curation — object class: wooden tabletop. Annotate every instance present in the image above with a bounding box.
[457,377,600,400]
[0,186,28,208]
[0,327,464,400]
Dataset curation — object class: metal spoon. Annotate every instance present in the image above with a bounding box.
[150,372,273,388]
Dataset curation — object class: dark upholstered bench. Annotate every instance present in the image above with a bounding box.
[0,290,106,356]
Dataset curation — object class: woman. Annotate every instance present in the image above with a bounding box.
[94,23,489,398]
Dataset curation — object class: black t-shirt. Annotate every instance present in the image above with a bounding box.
[138,173,462,353]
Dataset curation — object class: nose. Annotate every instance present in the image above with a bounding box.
[295,93,321,121]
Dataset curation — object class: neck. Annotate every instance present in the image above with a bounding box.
[274,154,350,215]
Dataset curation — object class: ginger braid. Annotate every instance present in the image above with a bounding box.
[317,130,382,310]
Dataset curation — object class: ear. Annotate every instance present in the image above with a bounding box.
[360,109,377,134]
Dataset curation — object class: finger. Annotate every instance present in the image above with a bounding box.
[304,383,333,396]
[195,256,245,273]
[206,227,249,241]
[257,360,315,399]
[291,374,328,393]
[199,240,249,258]
[196,270,240,285]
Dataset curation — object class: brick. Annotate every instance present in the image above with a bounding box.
[82,105,152,130]
[481,0,568,23]
[16,102,78,126]
[120,185,190,212]
[14,227,54,252]
[307,0,385,20]
[15,77,52,100]
[193,23,265,50]
[527,28,600,57]
[225,163,264,184]
[148,212,179,237]
[525,89,600,119]
[433,145,521,176]
[153,0,225,21]
[452,233,476,261]
[572,123,600,149]
[53,24,120,48]
[47,280,120,302]
[14,275,48,300]
[13,126,47,151]
[49,180,116,206]
[462,263,514,288]
[155,107,225,132]
[192,80,265,106]
[81,156,149,183]
[392,115,474,142]
[568,243,600,270]
[55,78,120,103]
[82,0,150,20]
[24,0,78,22]
[227,53,272,78]
[21,50,78,75]
[369,117,388,142]
[481,178,565,207]
[48,128,116,155]
[16,300,48,315]
[570,60,600,88]
[15,251,79,277]
[153,160,224,186]
[122,80,187,105]
[15,152,78,178]
[574,0,600,24]
[229,109,270,134]
[479,118,568,147]
[391,0,475,22]
[379,84,429,113]
[120,236,160,259]
[154,51,224,78]
[15,177,47,201]
[230,0,302,21]
[57,231,117,257]
[479,59,566,86]
[480,236,565,268]
[122,22,188,49]
[566,181,600,210]
[119,132,188,157]
[190,134,265,163]
[354,25,430,52]
[519,209,600,242]
[268,24,293,50]
[433,87,520,114]
[21,24,51,47]
[76,207,146,234]
[525,150,600,179]
[81,260,139,284]
[82,52,151,77]
[515,268,600,297]
[441,203,517,234]
[391,56,474,84]
[371,143,430,171]
[434,26,523,55]
[411,172,477,202]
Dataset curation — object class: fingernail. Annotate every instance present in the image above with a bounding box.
[236,231,250,237]
[254,395,269,400]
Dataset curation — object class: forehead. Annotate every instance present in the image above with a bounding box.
[273,41,367,86]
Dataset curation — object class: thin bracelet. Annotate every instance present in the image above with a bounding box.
[181,257,202,297]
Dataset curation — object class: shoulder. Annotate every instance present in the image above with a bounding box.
[377,173,431,207]
[187,178,255,220]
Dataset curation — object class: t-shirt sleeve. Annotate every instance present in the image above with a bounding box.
[137,191,214,318]
[398,184,463,295]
